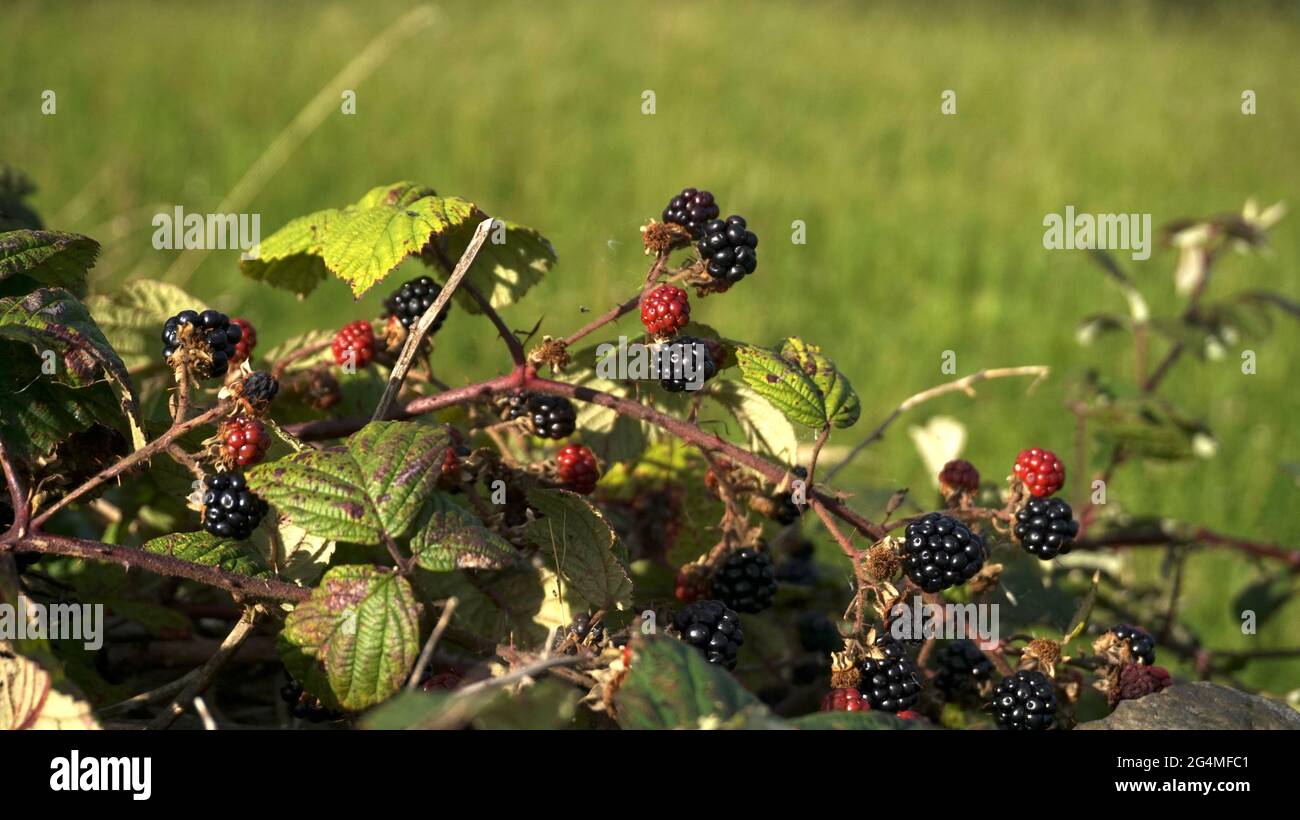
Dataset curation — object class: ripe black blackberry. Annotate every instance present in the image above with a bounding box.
[673,600,744,670]
[656,336,716,392]
[239,370,279,412]
[901,512,986,593]
[710,547,777,613]
[990,669,1058,730]
[503,392,529,421]
[383,275,450,330]
[697,215,758,284]
[526,395,576,439]
[201,472,269,540]
[569,612,605,643]
[662,187,720,239]
[856,636,922,713]
[933,639,994,700]
[1013,496,1079,560]
[775,538,817,586]
[1110,624,1157,666]
[162,309,241,379]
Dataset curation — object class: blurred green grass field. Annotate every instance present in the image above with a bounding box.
[4,0,1298,692]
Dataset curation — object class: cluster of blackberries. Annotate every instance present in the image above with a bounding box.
[201,472,269,540]
[901,512,985,593]
[162,309,242,379]
[280,675,342,723]
[1110,624,1157,666]
[932,639,994,700]
[662,188,720,239]
[674,599,744,670]
[990,669,1058,730]
[856,636,922,713]
[711,547,777,614]
[517,392,579,439]
[656,336,717,392]
[698,215,758,284]
[382,275,450,331]
[1013,496,1079,560]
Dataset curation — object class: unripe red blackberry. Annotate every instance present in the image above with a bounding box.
[229,318,256,365]
[555,444,599,495]
[661,187,720,239]
[939,459,979,495]
[331,320,376,369]
[640,284,691,336]
[220,416,271,467]
[1013,447,1065,497]
[821,688,868,712]
[1109,663,1172,708]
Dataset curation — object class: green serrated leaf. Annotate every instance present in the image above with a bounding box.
[411,567,549,648]
[281,565,421,711]
[524,488,633,610]
[734,344,827,429]
[0,230,98,297]
[442,218,556,311]
[238,209,338,297]
[142,531,272,578]
[0,287,145,450]
[409,491,518,571]
[247,421,449,544]
[707,379,799,461]
[614,637,782,729]
[779,337,860,428]
[322,195,477,297]
[0,349,122,461]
